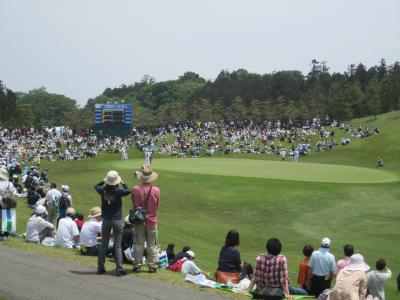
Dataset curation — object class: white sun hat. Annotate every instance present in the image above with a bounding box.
[345,254,370,272]
[104,170,122,186]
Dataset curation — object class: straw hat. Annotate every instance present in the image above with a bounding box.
[136,165,158,183]
[0,167,8,181]
[345,254,370,272]
[104,170,121,186]
[88,207,102,218]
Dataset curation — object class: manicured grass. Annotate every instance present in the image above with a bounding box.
[3,111,400,299]
[112,158,398,183]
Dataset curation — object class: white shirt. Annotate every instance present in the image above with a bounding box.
[55,216,79,248]
[0,180,16,200]
[181,260,201,275]
[367,269,392,300]
[25,215,54,243]
[79,218,102,247]
[45,188,61,205]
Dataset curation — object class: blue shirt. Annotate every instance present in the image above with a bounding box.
[308,248,336,276]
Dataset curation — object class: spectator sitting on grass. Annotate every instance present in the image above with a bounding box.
[327,253,369,300]
[55,207,79,248]
[335,244,354,275]
[74,212,85,232]
[25,205,54,244]
[297,244,314,294]
[170,246,191,264]
[247,238,308,299]
[79,207,102,256]
[121,215,135,264]
[216,229,242,284]
[181,251,210,278]
[166,243,175,263]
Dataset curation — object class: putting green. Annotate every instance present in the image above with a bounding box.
[112,158,399,183]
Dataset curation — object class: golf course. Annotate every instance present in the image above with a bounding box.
[4,111,400,298]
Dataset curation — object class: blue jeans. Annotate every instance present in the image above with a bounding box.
[98,219,123,271]
[289,286,308,295]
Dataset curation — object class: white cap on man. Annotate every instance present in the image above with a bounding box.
[186,250,195,258]
[35,205,47,215]
[321,237,331,247]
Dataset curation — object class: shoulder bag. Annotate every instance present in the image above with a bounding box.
[129,186,153,224]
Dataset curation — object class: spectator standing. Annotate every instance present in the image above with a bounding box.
[335,244,354,275]
[131,165,160,273]
[55,207,79,248]
[95,170,131,276]
[44,183,61,227]
[58,185,72,219]
[308,237,336,298]
[366,259,392,300]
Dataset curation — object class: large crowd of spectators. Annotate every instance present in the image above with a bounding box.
[0,118,389,300]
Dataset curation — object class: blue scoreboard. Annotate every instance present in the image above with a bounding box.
[94,103,133,136]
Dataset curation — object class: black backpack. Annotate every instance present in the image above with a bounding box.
[59,194,70,209]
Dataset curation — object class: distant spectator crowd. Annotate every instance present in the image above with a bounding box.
[0,116,381,168]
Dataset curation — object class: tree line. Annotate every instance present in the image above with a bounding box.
[1,59,399,129]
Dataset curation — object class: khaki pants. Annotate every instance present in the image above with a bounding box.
[47,203,58,227]
[134,224,159,268]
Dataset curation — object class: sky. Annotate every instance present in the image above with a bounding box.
[1,0,399,106]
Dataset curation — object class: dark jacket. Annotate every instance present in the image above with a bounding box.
[217,245,241,273]
[95,181,131,220]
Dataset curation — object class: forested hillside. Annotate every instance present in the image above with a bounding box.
[1,59,399,129]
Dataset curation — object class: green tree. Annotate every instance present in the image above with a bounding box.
[365,77,380,119]
[0,81,18,127]
[17,103,35,127]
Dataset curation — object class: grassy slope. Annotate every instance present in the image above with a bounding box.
[3,111,400,298]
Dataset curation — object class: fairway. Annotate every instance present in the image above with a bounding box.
[112,158,399,184]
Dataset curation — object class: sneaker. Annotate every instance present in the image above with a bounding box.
[97,268,106,275]
[148,267,157,273]
[132,267,141,273]
[116,269,127,276]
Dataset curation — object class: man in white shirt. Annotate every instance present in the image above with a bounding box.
[367,259,392,300]
[181,251,210,278]
[80,207,102,256]
[44,182,61,227]
[25,205,54,243]
[55,207,79,248]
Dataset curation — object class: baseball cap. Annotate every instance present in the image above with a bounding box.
[186,250,195,258]
[35,205,47,215]
[321,237,331,247]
